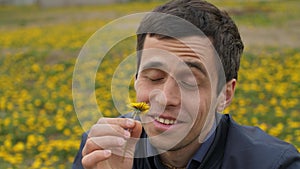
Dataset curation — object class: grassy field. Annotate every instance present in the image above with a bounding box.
[0,0,299,168]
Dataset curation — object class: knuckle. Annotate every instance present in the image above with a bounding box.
[88,124,100,136]
[81,157,90,168]
[82,150,109,168]
[82,156,95,169]
[97,117,107,124]
[85,138,97,149]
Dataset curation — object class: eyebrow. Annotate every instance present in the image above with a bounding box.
[140,60,207,77]
[183,61,208,77]
[140,61,166,70]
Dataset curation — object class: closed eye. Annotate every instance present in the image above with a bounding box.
[149,77,164,81]
[180,80,198,89]
[139,69,167,83]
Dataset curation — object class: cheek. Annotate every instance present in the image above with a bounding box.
[183,90,201,107]
[135,81,152,102]
[181,89,211,121]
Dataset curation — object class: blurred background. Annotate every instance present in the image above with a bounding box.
[0,0,299,168]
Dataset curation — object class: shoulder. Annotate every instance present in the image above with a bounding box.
[222,115,300,169]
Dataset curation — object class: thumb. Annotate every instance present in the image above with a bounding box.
[131,120,142,138]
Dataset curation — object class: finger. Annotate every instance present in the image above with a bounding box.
[82,136,126,156]
[82,149,111,169]
[97,117,136,129]
[88,123,131,139]
[93,119,142,139]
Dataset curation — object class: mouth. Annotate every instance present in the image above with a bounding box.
[149,114,182,131]
[154,116,177,125]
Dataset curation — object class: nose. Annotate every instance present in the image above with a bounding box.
[163,77,181,106]
[151,77,181,108]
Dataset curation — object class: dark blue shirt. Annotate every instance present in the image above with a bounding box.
[140,128,216,169]
[72,114,300,169]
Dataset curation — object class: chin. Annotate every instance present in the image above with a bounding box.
[147,131,186,151]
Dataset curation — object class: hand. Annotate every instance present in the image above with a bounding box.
[82,118,142,169]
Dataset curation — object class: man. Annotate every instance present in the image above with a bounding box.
[73,0,300,168]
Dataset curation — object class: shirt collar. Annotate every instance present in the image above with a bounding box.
[189,128,216,164]
[190,113,220,163]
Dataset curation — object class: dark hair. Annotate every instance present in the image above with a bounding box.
[136,0,244,83]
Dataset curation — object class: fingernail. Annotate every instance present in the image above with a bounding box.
[104,150,111,157]
[126,119,134,126]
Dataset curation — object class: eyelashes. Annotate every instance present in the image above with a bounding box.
[179,80,198,89]
[146,75,199,90]
[148,77,164,82]
[140,69,202,90]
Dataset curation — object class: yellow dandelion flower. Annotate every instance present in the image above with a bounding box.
[129,102,150,113]
[128,102,150,119]
[123,102,150,160]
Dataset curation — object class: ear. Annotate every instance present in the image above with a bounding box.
[216,79,236,112]
[224,79,236,108]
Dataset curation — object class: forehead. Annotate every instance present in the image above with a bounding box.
[141,35,216,72]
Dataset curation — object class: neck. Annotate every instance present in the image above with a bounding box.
[159,138,201,168]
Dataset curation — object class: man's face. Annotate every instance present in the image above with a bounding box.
[135,35,221,151]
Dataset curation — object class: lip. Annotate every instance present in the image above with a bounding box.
[146,114,184,132]
[153,119,174,131]
[147,111,184,122]
[157,114,177,121]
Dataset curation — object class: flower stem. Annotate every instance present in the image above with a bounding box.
[122,111,138,162]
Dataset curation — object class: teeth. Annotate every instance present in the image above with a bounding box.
[159,118,164,123]
[155,117,176,125]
